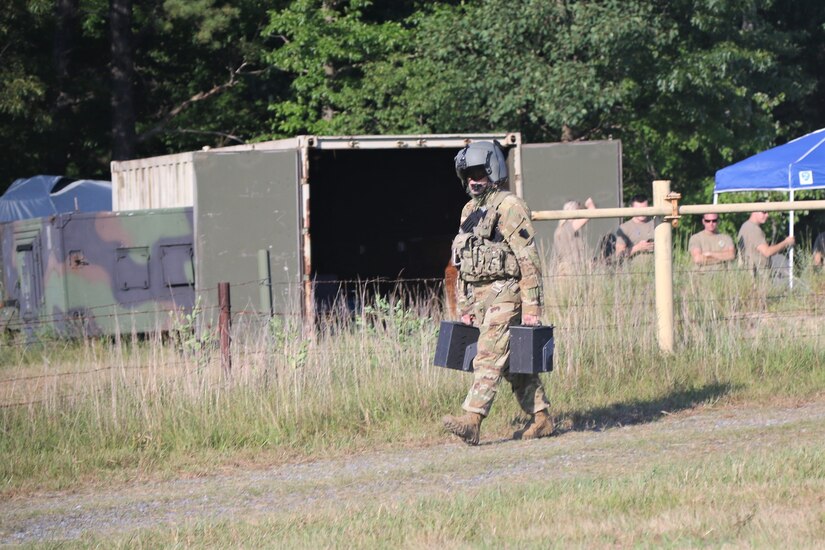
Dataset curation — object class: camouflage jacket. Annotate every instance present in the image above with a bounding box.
[454,189,544,317]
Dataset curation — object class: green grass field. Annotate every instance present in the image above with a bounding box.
[1,259,824,545]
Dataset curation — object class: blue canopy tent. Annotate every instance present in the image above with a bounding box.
[715,128,825,193]
[0,175,112,223]
[714,128,825,285]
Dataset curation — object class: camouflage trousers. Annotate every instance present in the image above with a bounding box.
[461,278,551,417]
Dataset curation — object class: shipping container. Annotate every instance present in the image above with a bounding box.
[110,133,622,318]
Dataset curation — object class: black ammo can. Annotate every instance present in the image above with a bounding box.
[433,321,479,371]
[509,325,555,374]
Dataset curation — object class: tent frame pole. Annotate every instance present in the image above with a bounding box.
[789,189,795,289]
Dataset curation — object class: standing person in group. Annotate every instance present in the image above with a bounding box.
[813,231,825,269]
[688,214,736,269]
[552,197,597,275]
[443,140,553,446]
[614,194,654,265]
[737,208,795,271]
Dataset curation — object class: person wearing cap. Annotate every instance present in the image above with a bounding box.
[442,140,553,446]
[688,214,735,270]
[737,208,795,271]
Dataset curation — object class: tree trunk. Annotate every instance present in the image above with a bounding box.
[321,0,339,122]
[54,0,78,94]
[110,0,135,161]
[49,0,79,173]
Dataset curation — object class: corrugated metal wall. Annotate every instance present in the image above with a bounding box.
[111,152,196,211]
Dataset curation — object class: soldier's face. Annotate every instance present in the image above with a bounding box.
[468,176,490,196]
[632,200,649,223]
[702,216,719,233]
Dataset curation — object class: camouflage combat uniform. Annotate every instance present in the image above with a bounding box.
[452,189,551,417]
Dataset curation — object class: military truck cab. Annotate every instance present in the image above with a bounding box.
[0,208,194,337]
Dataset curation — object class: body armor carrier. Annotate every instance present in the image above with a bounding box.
[452,192,521,283]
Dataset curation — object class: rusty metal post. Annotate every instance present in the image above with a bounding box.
[258,249,273,317]
[218,282,231,373]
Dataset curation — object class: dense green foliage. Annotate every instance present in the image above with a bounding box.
[1,0,287,181]
[1,0,823,200]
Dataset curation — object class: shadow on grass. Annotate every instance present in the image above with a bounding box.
[555,382,736,435]
[462,383,737,447]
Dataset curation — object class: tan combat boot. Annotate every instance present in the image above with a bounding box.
[442,412,483,446]
[516,409,555,440]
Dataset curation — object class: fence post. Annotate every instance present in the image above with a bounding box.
[258,249,273,317]
[653,180,675,353]
[218,281,232,373]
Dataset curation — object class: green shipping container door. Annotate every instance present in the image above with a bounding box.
[521,141,623,258]
[194,149,301,319]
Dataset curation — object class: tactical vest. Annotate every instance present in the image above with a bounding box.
[451,192,521,283]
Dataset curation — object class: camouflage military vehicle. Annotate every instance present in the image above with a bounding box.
[0,207,194,337]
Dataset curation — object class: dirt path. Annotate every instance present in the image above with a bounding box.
[3,399,825,544]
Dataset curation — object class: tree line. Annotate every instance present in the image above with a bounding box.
[2,0,824,208]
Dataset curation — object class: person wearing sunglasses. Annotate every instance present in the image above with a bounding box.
[737,208,795,271]
[444,140,553,445]
[688,215,735,270]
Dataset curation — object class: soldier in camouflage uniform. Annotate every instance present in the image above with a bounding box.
[442,141,554,445]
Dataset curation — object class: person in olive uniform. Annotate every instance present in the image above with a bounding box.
[737,209,794,272]
[614,194,655,265]
[552,197,596,275]
[688,214,735,270]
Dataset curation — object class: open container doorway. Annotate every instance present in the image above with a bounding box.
[309,147,471,310]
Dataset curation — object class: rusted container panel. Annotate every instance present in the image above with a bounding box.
[193,149,301,321]
[521,140,623,255]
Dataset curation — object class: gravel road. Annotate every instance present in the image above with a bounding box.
[3,399,825,545]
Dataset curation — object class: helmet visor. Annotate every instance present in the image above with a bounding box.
[464,165,489,182]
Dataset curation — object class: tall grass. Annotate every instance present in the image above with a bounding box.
[1,256,824,493]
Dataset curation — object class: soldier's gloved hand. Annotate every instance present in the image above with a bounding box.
[522,313,540,326]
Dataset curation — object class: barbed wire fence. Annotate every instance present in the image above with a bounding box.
[1,261,823,410]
